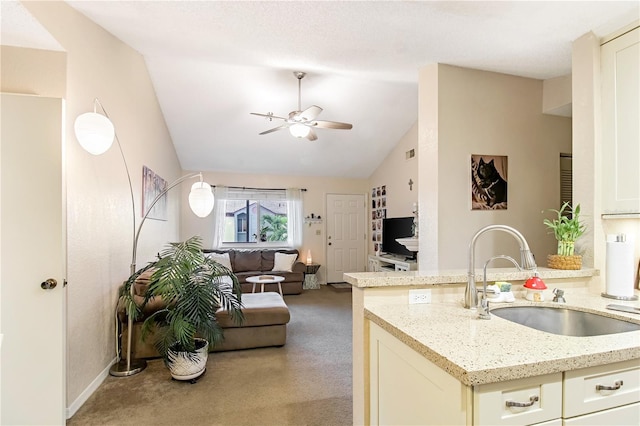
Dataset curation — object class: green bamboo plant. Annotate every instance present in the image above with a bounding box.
[543,202,586,256]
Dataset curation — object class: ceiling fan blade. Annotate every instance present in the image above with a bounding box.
[297,105,322,121]
[310,120,353,130]
[259,125,288,135]
[250,112,287,121]
[306,128,318,141]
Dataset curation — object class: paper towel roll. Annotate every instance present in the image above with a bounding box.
[605,234,635,298]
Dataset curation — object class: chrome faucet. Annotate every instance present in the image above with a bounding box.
[465,225,537,309]
[552,288,566,303]
[478,255,522,319]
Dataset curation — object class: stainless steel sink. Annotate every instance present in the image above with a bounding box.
[491,306,640,337]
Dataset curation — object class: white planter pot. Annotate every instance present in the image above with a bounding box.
[166,338,208,381]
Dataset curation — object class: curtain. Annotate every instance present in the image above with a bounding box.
[211,186,230,249]
[286,188,303,248]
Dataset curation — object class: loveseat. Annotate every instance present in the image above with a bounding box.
[203,248,305,295]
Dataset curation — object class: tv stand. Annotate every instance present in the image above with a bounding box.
[368,255,417,272]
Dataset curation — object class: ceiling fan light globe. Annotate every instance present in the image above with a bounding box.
[74,112,115,155]
[290,123,310,138]
[188,182,214,217]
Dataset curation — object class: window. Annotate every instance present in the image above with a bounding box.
[224,199,288,243]
[212,187,303,248]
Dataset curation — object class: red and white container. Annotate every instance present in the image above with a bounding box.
[523,275,547,302]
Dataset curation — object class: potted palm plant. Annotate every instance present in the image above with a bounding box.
[543,202,586,270]
[121,236,243,381]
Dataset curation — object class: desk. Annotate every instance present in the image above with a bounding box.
[304,263,321,289]
[245,275,285,296]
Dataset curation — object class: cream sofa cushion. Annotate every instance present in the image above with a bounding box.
[272,252,298,272]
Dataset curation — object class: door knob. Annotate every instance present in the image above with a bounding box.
[328,242,332,245]
[41,278,57,290]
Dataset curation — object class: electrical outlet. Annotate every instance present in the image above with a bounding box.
[409,289,432,304]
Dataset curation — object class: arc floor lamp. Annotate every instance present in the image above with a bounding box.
[74,99,214,377]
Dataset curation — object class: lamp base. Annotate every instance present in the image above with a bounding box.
[109,358,147,377]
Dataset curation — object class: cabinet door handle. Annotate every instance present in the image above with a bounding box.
[506,395,538,408]
[596,380,623,391]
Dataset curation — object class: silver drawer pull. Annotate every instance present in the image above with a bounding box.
[596,380,623,391]
[506,395,539,408]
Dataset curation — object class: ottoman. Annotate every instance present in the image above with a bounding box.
[213,292,290,352]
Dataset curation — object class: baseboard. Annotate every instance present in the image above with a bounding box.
[329,282,352,291]
[66,357,116,419]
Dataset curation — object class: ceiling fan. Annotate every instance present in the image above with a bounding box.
[250,71,353,141]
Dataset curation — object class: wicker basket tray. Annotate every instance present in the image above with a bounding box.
[547,254,582,270]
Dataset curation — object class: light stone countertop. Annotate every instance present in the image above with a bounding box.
[365,292,640,387]
[345,267,598,288]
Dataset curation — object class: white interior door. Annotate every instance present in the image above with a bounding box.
[1,93,66,424]
[326,193,366,283]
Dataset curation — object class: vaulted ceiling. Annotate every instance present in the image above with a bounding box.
[2,1,638,178]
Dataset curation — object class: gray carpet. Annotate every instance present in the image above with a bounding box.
[328,283,352,292]
[68,285,353,426]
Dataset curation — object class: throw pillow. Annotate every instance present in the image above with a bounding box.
[272,252,298,272]
[207,252,233,271]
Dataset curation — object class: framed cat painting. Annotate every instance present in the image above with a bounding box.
[470,154,508,210]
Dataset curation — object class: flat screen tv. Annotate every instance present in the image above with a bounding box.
[382,216,415,260]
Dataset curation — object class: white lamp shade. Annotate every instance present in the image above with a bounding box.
[289,123,310,138]
[74,112,115,155]
[188,182,214,217]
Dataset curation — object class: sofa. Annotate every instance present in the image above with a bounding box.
[122,291,291,359]
[118,248,303,358]
[203,248,305,295]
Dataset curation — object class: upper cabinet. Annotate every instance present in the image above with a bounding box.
[601,26,640,215]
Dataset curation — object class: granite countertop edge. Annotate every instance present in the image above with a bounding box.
[346,267,598,288]
[365,294,640,387]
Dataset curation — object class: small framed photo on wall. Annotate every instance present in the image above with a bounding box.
[142,165,168,220]
[471,155,508,210]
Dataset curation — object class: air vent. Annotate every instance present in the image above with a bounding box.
[406,149,415,160]
[560,153,572,207]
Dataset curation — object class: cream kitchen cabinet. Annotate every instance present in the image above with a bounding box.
[563,359,640,424]
[601,26,640,215]
[369,321,471,425]
[369,321,640,425]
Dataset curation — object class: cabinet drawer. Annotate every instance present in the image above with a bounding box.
[563,401,640,425]
[564,359,640,418]
[474,373,562,425]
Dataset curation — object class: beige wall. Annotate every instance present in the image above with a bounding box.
[542,74,572,116]
[417,64,572,270]
[180,170,370,284]
[368,123,419,254]
[9,1,183,413]
[0,45,67,97]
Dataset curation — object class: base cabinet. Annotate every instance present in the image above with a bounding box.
[369,321,640,425]
[563,402,639,425]
[474,374,562,425]
[369,322,470,425]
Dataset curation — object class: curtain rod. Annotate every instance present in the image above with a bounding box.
[211,185,307,192]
